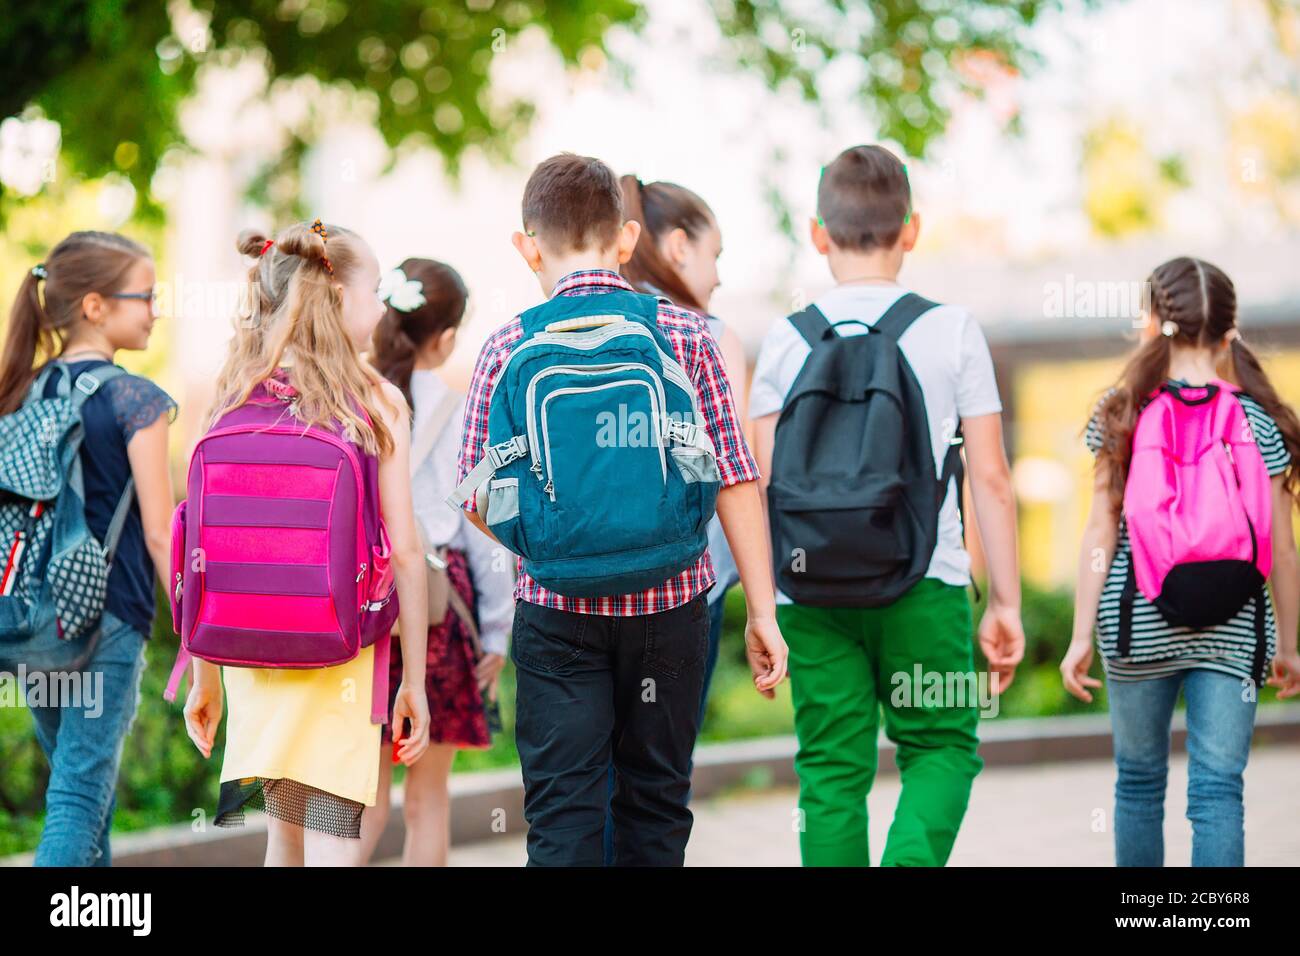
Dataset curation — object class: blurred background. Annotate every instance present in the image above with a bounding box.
[2,0,1299,857]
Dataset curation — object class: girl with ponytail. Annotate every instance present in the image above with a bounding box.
[181,222,432,866]
[1062,256,1300,866]
[359,258,513,866]
[614,174,748,859]
[1,231,177,865]
[618,174,748,708]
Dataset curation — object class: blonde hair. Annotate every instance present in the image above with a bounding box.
[209,221,395,457]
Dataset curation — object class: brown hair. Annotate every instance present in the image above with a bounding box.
[618,175,715,313]
[522,153,623,254]
[817,145,911,253]
[208,221,395,457]
[1095,256,1300,506]
[371,258,468,409]
[0,231,150,415]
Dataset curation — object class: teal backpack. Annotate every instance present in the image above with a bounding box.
[0,362,136,673]
[447,290,720,596]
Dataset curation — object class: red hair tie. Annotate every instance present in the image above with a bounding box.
[259,239,274,257]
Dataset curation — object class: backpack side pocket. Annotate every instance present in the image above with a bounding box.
[169,500,187,636]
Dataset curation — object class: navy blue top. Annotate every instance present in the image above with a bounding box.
[41,360,178,639]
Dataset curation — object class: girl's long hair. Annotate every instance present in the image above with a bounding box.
[208,222,394,457]
[618,174,714,313]
[0,231,150,416]
[370,258,468,411]
[1095,256,1300,506]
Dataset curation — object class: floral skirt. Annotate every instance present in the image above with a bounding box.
[381,548,492,749]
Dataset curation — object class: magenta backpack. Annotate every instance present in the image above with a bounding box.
[1120,380,1272,673]
[163,377,400,723]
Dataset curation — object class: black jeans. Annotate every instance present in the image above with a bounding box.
[512,594,710,866]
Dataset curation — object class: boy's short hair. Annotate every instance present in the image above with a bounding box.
[817,145,911,253]
[522,153,623,254]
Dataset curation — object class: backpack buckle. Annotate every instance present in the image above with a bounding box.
[486,435,528,469]
[75,375,101,396]
[664,419,701,448]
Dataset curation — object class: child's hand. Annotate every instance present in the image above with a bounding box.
[1060,639,1102,703]
[391,681,431,766]
[1267,649,1300,700]
[475,653,506,701]
[744,615,787,699]
[978,603,1025,693]
[183,676,223,759]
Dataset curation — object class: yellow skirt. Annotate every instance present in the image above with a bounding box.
[218,645,381,826]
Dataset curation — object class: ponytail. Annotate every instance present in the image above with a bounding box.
[1230,336,1300,501]
[1096,331,1173,508]
[0,270,55,415]
[369,258,468,412]
[618,174,713,314]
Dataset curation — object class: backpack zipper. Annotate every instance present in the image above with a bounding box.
[538,380,666,501]
[1223,439,1259,567]
[525,363,668,483]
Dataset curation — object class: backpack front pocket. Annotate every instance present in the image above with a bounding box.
[771,491,910,584]
[535,376,671,557]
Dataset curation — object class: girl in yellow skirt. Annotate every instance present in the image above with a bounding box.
[180,221,431,866]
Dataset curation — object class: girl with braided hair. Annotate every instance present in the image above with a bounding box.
[1061,256,1300,866]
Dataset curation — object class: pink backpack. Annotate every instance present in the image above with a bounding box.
[1121,380,1271,665]
[163,378,400,723]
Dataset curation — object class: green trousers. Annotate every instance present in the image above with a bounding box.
[779,578,984,866]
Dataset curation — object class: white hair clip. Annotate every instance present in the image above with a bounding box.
[379,267,426,313]
[31,264,47,280]
[1160,320,1178,337]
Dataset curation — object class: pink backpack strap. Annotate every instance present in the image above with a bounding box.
[370,635,391,725]
[164,644,192,703]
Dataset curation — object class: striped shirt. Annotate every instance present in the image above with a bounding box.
[456,269,759,616]
[1085,384,1290,682]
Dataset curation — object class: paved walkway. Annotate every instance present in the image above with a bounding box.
[429,742,1300,866]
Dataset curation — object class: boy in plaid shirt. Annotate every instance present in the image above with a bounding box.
[456,153,787,865]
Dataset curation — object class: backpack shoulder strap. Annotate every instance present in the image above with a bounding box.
[787,306,833,348]
[69,364,129,414]
[873,292,939,340]
[411,388,464,477]
[103,477,137,568]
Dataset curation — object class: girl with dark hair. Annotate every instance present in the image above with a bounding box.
[1062,256,1300,866]
[1,231,177,865]
[359,258,513,866]
[618,175,749,714]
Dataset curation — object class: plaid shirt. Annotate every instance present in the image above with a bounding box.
[456,269,759,616]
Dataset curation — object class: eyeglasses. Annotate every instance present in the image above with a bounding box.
[110,290,160,316]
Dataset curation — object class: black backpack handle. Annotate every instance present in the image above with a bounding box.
[821,319,875,339]
[1159,382,1220,406]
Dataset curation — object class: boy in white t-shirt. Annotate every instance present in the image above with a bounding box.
[749,144,1024,866]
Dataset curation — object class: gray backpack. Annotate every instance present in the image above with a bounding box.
[0,361,136,672]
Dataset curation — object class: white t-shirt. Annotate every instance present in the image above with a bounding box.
[748,284,1003,598]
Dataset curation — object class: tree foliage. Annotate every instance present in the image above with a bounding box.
[1,0,1065,219]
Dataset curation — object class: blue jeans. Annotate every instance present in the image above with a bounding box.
[26,611,148,867]
[1108,667,1256,867]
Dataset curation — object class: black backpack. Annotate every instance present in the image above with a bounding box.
[769,293,966,607]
